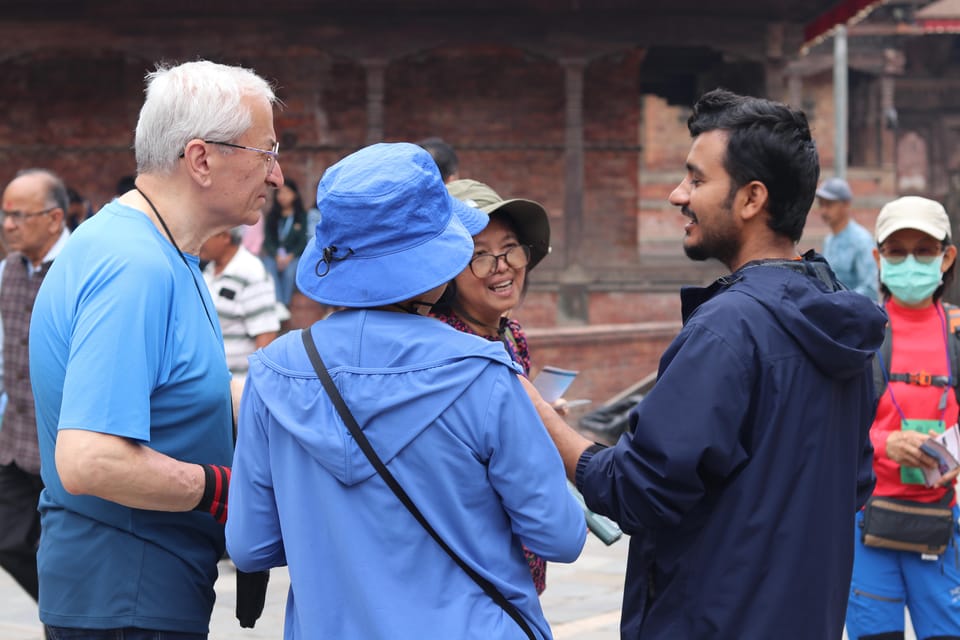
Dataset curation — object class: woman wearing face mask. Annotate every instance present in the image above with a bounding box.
[431,179,555,594]
[846,196,960,640]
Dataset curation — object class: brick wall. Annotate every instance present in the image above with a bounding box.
[0,23,897,404]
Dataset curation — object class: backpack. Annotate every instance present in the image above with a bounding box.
[872,302,960,405]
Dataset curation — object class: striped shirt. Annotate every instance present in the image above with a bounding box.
[203,246,281,373]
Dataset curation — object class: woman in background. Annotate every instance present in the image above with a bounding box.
[261,178,308,306]
[846,196,960,640]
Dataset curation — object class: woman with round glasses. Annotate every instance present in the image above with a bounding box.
[431,178,554,593]
[846,196,960,640]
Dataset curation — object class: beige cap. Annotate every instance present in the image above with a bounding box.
[875,196,951,244]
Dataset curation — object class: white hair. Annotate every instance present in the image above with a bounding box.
[134,60,278,174]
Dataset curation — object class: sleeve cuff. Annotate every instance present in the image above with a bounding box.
[575,443,607,492]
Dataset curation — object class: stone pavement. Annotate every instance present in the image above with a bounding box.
[0,531,628,640]
[0,531,917,639]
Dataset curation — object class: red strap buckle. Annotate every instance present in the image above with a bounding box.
[909,371,934,386]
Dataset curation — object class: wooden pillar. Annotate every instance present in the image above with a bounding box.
[361,58,387,145]
[932,119,948,199]
[561,57,586,268]
[879,48,903,171]
[557,57,590,326]
[764,22,787,103]
[788,72,803,110]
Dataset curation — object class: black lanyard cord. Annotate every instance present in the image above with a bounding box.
[135,186,218,335]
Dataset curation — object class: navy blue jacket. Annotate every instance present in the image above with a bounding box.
[578,254,886,639]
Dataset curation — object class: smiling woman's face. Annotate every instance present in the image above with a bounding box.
[453,216,526,327]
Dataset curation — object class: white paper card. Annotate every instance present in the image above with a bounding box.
[532,366,579,403]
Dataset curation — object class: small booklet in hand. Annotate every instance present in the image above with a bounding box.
[532,366,579,403]
[920,423,960,487]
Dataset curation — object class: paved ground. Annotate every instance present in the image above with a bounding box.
[0,531,916,639]
[0,531,629,640]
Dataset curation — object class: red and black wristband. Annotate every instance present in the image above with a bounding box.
[195,463,231,524]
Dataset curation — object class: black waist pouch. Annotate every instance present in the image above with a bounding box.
[861,489,954,555]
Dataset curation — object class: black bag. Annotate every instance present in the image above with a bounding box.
[861,488,955,555]
[236,569,270,628]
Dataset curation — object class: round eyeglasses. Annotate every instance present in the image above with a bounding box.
[878,244,945,265]
[469,244,531,278]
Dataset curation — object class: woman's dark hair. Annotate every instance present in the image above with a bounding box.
[416,137,458,182]
[268,178,305,216]
[687,88,820,243]
[264,178,306,248]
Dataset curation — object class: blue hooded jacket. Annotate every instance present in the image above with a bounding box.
[227,309,586,640]
[578,255,887,639]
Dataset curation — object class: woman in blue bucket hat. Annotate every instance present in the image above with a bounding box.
[226,142,586,640]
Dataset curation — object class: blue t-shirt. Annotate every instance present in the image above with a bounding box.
[30,201,233,632]
[823,219,878,300]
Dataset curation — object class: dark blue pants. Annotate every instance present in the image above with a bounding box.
[0,461,42,601]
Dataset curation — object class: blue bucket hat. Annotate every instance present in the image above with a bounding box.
[296,142,488,307]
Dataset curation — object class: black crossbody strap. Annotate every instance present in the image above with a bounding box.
[300,329,536,640]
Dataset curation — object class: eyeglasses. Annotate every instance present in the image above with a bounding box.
[469,244,531,278]
[205,140,280,174]
[0,206,57,224]
[182,139,280,174]
[878,244,945,265]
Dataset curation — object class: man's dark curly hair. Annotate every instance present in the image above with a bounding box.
[687,89,820,243]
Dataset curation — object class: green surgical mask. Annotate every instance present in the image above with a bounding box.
[880,254,944,304]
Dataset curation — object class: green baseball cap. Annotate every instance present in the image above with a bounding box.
[446,179,552,270]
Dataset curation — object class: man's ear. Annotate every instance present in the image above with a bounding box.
[182,139,214,187]
[47,207,65,233]
[738,181,769,222]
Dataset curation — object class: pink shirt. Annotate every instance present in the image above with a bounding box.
[241,217,264,256]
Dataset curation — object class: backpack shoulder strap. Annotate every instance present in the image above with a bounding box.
[944,302,960,333]
[945,302,960,405]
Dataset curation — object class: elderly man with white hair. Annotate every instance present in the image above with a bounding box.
[30,59,283,638]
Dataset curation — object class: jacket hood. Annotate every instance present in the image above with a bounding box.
[682,254,887,380]
[245,310,520,486]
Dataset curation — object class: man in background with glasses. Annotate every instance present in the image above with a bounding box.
[29,60,282,638]
[0,168,69,615]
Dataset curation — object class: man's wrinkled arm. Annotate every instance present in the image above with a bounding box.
[56,428,206,511]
